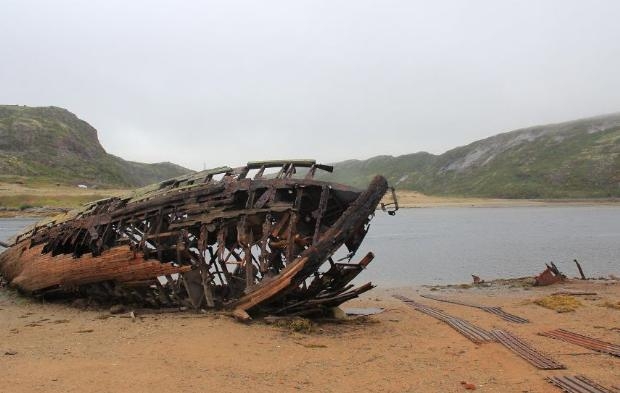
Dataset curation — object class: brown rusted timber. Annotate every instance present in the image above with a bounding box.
[490,330,565,369]
[0,160,395,317]
[0,244,190,293]
[539,329,620,357]
[574,259,587,280]
[546,375,618,393]
[394,295,495,344]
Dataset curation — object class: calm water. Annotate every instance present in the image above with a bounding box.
[356,206,620,286]
[1,207,619,287]
[0,218,38,245]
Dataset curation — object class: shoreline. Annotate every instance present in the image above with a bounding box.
[390,191,620,209]
[1,197,619,219]
[1,181,619,218]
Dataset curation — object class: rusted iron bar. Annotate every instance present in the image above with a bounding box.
[551,291,597,296]
[546,375,617,393]
[420,293,529,323]
[539,329,620,357]
[490,330,565,370]
[574,259,587,280]
[394,295,494,344]
[380,186,399,215]
[481,307,529,324]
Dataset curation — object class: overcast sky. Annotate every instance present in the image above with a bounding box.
[2,0,620,170]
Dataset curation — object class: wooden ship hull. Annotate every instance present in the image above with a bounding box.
[0,160,395,318]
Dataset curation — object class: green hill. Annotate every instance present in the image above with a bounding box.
[321,113,620,198]
[0,105,191,187]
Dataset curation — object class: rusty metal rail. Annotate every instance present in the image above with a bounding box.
[539,329,620,357]
[546,375,618,393]
[490,330,565,369]
[394,295,494,344]
[420,293,529,323]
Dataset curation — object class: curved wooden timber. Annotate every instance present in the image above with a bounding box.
[0,160,394,317]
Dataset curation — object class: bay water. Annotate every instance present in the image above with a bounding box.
[1,206,618,287]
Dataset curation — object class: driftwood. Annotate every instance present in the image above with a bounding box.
[0,160,397,317]
[574,259,587,280]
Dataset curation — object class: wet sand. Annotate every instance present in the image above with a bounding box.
[1,279,619,393]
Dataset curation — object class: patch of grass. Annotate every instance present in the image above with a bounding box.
[534,295,582,313]
[274,317,313,333]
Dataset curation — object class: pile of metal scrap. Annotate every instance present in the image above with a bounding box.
[393,295,495,344]
[0,160,397,319]
[539,329,620,357]
[420,293,530,323]
[546,375,619,393]
[490,330,565,370]
[535,262,566,286]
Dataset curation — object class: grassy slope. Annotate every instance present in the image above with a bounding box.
[321,114,620,198]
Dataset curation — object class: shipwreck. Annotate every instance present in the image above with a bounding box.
[0,160,397,318]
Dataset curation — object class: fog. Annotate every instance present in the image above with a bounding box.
[2,0,619,170]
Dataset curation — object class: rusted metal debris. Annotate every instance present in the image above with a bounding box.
[393,295,495,344]
[490,330,565,370]
[573,259,587,280]
[535,262,566,286]
[420,293,530,323]
[550,291,597,296]
[546,375,618,393]
[471,274,483,284]
[539,329,620,357]
[343,307,384,316]
[0,160,397,318]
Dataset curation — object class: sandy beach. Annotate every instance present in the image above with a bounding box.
[1,183,619,392]
[1,279,619,393]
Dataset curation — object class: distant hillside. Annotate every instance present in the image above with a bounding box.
[0,105,191,187]
[322,113,620,198]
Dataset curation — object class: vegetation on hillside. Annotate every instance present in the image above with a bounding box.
[320,114,620,198]
[2,105,618,199]
[0,105,191,187]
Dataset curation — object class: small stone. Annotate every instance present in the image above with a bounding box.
[109,305,126,314]
[4,351,17,356]
[71,298,89,309]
